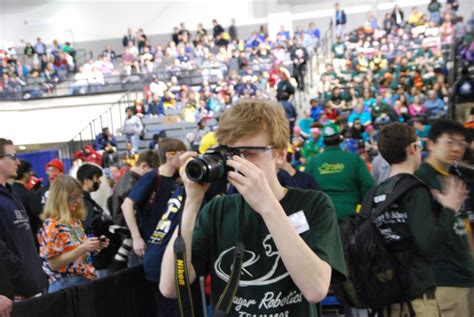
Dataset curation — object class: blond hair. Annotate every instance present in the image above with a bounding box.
[43,175,86,223]
[216,99,289,149]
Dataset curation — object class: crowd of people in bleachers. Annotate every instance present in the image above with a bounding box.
[0,38,76,99]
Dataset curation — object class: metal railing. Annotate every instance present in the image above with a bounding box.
[14,48,88,68]
[0,49,89,101]
[58,77,149,162]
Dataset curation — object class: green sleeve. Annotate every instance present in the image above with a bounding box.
[304,191,347,284]
[357,156,375,199]
[404,186,455,259]
[304,157,317,177]
[191,199,214,277]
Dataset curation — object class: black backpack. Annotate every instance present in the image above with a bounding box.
[335,174,426,315]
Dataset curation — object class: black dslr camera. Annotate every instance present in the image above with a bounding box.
[185,145,239,183]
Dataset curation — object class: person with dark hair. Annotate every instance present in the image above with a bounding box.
[415,119,474,317]
[375,122,465,316]
[212,19,225,39]
[108,150,161,271]
[122,138,186,317]
[77,164,108,236]
[334,2,347,36]
[12,160,42,246]
[306,124,374,222]
[77,163,115,275]
[290,39,309,91]
[110,150,160,227]
[122,138,187,257]
[279,92,297,139]
[93,127,117,151]
[229,18,238,42]
[391,4,404,27]
[0,138,48,298]
[148,131,167,151]
[122,106,144,154]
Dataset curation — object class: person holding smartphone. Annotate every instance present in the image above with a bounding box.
[37,175,109,293]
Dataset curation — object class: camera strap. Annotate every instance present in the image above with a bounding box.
[213,195,246,316]
[174,193,247,317]
[174,190,195,317]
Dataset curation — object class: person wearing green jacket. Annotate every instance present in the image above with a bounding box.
[306,123,374,222]
[414,119,474,317]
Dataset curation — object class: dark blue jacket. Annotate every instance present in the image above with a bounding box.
[93,133,118,151]
[0,184,47,297]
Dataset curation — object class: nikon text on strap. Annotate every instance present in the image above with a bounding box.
[174,190,195,317]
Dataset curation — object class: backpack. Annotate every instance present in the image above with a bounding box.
[334,174,427,315]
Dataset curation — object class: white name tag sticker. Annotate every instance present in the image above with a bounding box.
[289,210,309,234]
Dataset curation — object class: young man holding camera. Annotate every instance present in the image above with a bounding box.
[160,99,346,316]
[414,119,474,317]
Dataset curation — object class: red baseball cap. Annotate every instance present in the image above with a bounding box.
[45,158,64,173]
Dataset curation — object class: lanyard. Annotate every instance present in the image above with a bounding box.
[175,193,246,317]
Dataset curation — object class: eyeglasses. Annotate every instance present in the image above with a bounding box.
[68,195,82,202]
[413,141,422,150]
[1,153,18,161]
[439,139,468,149]
[229,145,275,159]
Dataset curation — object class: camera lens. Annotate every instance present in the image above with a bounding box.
[186,159,208,182]
[185,155,226,183]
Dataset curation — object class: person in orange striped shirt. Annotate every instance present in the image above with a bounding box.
[37,175,109,293]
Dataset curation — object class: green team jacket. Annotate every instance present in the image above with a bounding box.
[305,146,374,222]
[415,162,474,288]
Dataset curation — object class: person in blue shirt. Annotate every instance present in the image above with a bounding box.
[307,22,321,40]
[148,131,167,151]
[147,94,165,117]
[309,98,324,120]
[424,90,446,118]
[276,26,291,41]
[298,109,314,138]
[279,92,297,139]
[121,138,186,258]
[348,102,372,127]
[93,127,117,151]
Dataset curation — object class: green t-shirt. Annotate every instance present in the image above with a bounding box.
[332,43,346,59]
[192,188,346,317]
[305,146,374,222]
[375,175,455,299]
[415,162,474,287]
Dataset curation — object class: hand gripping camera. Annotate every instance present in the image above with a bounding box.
[185,145,239,183]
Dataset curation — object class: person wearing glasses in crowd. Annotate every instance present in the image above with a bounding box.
[415,119,474,316]
[160,99,346,316]
[375,123,466,316]
[0,138,48,299]
[37,175,110,292]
